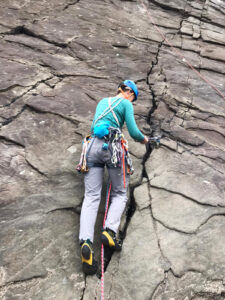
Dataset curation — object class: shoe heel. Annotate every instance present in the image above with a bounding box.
[81,244,91,260]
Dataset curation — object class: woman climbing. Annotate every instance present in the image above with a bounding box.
[77,80,149,275]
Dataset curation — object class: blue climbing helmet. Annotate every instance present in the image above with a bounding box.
[119,80,139,101]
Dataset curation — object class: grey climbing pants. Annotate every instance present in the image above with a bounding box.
[79,137,129,242]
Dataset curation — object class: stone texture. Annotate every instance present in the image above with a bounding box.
[0,0,225,299]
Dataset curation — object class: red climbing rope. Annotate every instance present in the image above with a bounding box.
[139,0,225,100]
[101,183,112,300]
[121,143,126,189]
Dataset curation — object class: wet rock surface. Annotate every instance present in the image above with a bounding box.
[0,0,225,299]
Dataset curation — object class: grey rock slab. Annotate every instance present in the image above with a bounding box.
[109,209,165,300]
[0,138,83,223]
[201,56,225,75]
[84,209,165,300]
[129,155,143,186]
[146,147,225,206]
[0,111,85,210]
[201,18,225,43]
[0,57,52,95]
[161,122,205,146]
[203,0,225,27]
[0,110,80,174]
[0,211,84,300]
[200,44,225,62]
[152,271,225,300]
[151,187,225,233]
[123,128,147,159]
[4,34,61,54]
[184,119,225,138]
[150,0,187,12]
[134,182,150,210]
[157,216,225,279]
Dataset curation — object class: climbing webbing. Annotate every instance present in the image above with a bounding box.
[138,0,225,100]
[93,96,124,127]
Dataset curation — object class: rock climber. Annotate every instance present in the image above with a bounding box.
[77,80,149,275]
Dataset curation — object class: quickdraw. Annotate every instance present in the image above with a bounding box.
[76,135,92,173]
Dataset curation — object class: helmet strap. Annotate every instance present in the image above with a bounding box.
[118,87,134,100]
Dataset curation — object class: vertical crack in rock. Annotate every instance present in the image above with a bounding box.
[80,275,86,300]
[147,179,172,269]
[147,40,164,125]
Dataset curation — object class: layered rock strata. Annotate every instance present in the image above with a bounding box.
[0,0,225,299]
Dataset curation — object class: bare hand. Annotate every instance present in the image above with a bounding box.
[140,136,149,144]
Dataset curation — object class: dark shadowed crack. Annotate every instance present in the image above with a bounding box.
[46,206,80,215]
[53,73,109,80]
[0,136,25,148]
[148,184,224,208]
[145,177,172,269]
[7,26,68,48]
[0,273,47,290]
[63,0,80,11]
[147,40,164,124]
[1,105,26,127]
[25,104,80,126]
[25,157,48,178]
[150,269,169,300]
[1,76,53,109]
[80,275,86,300]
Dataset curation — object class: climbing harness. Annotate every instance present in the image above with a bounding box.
[101,182,112,300]
[138,0,225,100]
[108,127,134,186]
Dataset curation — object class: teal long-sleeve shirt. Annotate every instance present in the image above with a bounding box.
[91,96,144,142]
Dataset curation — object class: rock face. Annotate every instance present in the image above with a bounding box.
[0,0,225,299]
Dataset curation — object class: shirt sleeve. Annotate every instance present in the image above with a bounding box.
[124,101,145,142]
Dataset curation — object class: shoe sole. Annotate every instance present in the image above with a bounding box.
[82,261,98,275]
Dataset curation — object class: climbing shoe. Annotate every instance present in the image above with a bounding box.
[101,228,122,251]
[80,239,98,275]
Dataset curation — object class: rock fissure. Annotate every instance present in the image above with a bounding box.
[25,157,48,178]
[1,0,225,299]
[63,0,80,11]
[1,105,26,127]
[25,104,80,126]
[8,26,68,49]
[1,76,53,109]
[0,274,47,290]
[46,207,79,215]
[149,184,224,208]
[147,180,172,269]
[0,136,25,148]
[150,269,170,300]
